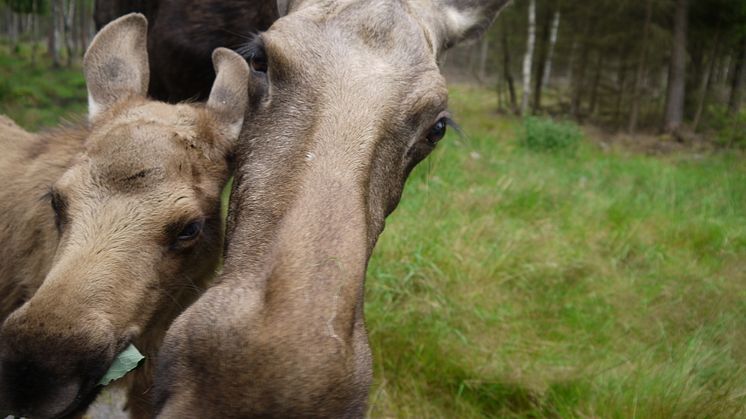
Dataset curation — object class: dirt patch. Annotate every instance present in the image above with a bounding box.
[583,125,716,156]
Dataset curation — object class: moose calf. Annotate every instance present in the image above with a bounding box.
[0,13,248,419]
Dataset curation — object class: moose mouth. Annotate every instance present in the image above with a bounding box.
[47,341,139,419]
[51,384,104,419]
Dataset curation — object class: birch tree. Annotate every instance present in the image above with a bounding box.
[521,0,536,115]
[542,8,560,89]
[49,0,62,67]
[64,0,75,66]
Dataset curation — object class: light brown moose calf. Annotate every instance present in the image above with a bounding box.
[154,0,511,417]
[0,13,249,419]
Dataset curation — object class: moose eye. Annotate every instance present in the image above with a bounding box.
[49,191,66,231]
[249,49,268,73]
[426,117,448,145]
[176,220,204,241]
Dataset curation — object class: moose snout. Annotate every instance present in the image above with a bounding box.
[0,312,115,418]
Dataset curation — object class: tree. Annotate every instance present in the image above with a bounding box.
[663,0,688,134]
[521,0,536,115]
[628,0,654,134]
[63,0,75,66]
[49,0,62,67]
[501,23,518,113]
[542,8,560,90]
[532,1,555,113]
[728,38,746,115]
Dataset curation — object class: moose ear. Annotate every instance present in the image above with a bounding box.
[277,0,291,17]
[84,13,149,121]
[207,48,250,141]
[434,0,513,51]
[277,0,309,17]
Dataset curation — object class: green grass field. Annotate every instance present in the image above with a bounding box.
[367,87,746,417]
[2,51,745,418]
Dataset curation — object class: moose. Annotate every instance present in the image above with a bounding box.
[0,13,249,419]
[94,0,279,102]
[154,0,512,416]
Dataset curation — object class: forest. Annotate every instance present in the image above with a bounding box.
[445,0,746,147]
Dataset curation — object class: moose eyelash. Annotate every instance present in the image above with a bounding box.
[440,112,463,139]
[41,187,54,203]
[443,115,461,134]
[236,34,265,61]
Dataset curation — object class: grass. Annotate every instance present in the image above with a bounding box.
[0,42,87,130]
[366,85,746,417]
[2,51,745,418]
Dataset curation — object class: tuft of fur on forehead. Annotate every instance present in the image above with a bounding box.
[73,98,230,196]
[87,99,228,159]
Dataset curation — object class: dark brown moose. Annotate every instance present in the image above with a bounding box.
[94,0,279,102]
[0,13,248,419]
[154,0,512,416]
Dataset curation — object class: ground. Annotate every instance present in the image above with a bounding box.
[2,49,746,418]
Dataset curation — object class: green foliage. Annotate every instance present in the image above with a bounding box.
[3,0,48,15]
[0,45,87,129]
[518,116,583,153]
[705,106,746,149]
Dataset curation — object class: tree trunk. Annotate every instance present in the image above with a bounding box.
[532,6,552,113]
[728,38,746,115]
[542,9,560,89]
[715,54,731,87]
[497,72,505,111]
[571,43,591,119]
[477,36,489,82]
[84,0,93,51]
[49,0,62,67]
[564,37,578,108]
[571,18,597,120]
[615,53,630,124]
[64,0,76,66]
[693,37,719,132]
[31,0,40,65]
[663,0,688,134]
[79,0,90,53]
[467,43,477,78]
[521,0,536,116]
[502,25,518,114]
[10,11,19,53]
[628,0,654,134]
[589,53,604,116]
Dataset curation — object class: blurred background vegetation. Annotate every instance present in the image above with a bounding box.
[446,0,746,148]
[1,0,745,418]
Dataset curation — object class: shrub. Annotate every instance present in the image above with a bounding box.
[518,116,583,153]
[706,106,746,149]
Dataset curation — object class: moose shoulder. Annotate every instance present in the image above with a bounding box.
[0,14,249,419]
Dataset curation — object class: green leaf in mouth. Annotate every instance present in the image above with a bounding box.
[97,344,145,386]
